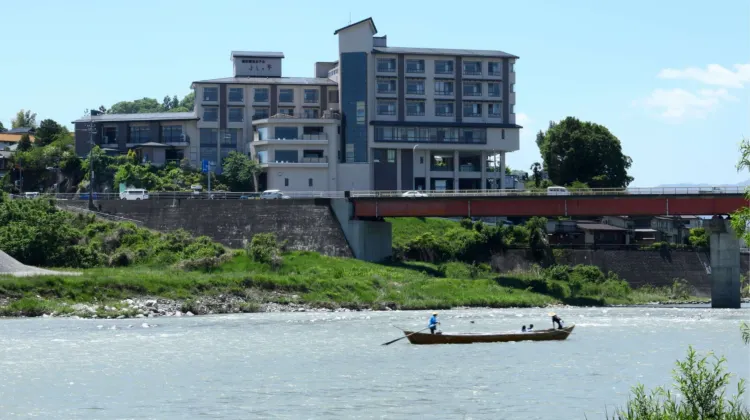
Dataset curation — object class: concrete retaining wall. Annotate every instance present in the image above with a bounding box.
[65,199,352,257]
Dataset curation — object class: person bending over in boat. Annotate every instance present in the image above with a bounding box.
[428,312,440,334]
[549,312,564,329]
[521,325,527,332]
[528,324,534,331]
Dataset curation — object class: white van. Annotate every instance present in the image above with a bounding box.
[120,188,149,200]
[260,190,290,199]
[23,192,39,199]
[547,186,570,196]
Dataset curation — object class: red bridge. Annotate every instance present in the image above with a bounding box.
[350,188,748,219]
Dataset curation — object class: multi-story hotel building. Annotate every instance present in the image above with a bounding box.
[74,17,520,192]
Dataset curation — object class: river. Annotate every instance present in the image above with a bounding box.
[0,306,748,419]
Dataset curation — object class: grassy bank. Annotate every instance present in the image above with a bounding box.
[0,252,693,318]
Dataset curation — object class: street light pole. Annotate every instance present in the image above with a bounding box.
[88,109,102,210]
[412,144,419,190]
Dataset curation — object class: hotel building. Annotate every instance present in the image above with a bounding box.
[74,17,521,192]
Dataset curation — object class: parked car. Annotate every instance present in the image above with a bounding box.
[23,192,39,199]
[119,188,149,200]
[401,190,429,198]
[260,190,290,199]
[546,186,570,196]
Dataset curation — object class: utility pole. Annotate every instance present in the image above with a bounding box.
[88,109,102,210]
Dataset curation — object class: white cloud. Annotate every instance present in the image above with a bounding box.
[638,63,748,121]
[658,64,750,88]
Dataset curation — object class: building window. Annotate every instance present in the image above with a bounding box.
[387,149,396,163]
[488,83,501,97]
[502,129,505,139]
[279,89,294,103]
[276,150,298,163]
[277,107,294,116]
[406,79,425,95]
[377,58,396,72]
[203,107,218,122]
[203,87,218,102]
[511,103,515,114]
[463,82,482,96]
[253,107,269,120]
[257,127,268,140]
[420,156,424,164]
[488,62,501,76]
[406,101,425,117]
[328,89,339,103]
[200,128,218,146]
[129,126,150,144]
[406,59,425,73]
[434,81,454,96]
[377,100,396,116]
[488,103,501,118]
[162,125,183,143]
[511,83,515,93]
[462,128,485,143]
[223,128,240,147]
[254,88,269,102]
[275,126,298,139]
[257,150,268,163]
[228,107,244,123]
[435,101,454,117]
[374,126,486,144]
[303,89,319,104]
[308,178,313,187]
[435,60,454,74]
[463,61,482,75]
[228,88,244,103]
[102,127,117,144]
[303,108,319,119]
[463,102,482,118]
[284,178,289,187]
[377,78,397,94]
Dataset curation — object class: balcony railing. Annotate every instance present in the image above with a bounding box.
[435,90,454,96]
[406,67,425,74]
[459,164,480,172]
[301,156,328,163]
[406,88,425,95]
[430,164,454,172]
[488,71,502,77]
[377,66,396,73]
[463,90,482,97]
[463,69,482,76]
[259,111,341,120]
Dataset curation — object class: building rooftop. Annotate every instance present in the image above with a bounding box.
[5,127,34,134]
[192,77,337,86]
[334,17,377,35]
[373,46,518,59]
[0,133,35,143]
[577,223,626,231]
[231,51,285,59]
[72,112,198,124]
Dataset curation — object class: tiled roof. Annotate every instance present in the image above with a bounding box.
[192,77,337,86]
[334,17,377,35]
[373,46,518,59]
[72,112,198,124]
[577,223,626,231]
[6,127,34,134]
[231,51,284,58]
[0,133,35,143]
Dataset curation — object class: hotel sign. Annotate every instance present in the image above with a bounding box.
[234,57,282,77]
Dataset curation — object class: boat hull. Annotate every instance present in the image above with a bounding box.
[403,325,575,345]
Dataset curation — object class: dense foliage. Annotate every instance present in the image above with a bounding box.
[536,117,633,188]
[104,93,195,114]
[0,194,225,268]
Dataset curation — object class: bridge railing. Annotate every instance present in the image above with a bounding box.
[10,191,347,201]
[348,186,748,198]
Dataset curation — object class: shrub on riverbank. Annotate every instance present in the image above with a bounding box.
[0,195,225,268]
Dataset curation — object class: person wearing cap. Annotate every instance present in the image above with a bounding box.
[528,324,534,332]
[428,312,440,334]
[549,312,564,329]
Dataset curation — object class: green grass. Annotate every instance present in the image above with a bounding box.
[0,251,684,317]
[387,217,460,248]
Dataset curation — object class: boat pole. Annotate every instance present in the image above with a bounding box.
[381,327,431,346]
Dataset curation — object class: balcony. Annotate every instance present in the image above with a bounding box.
[252,110,341,122]
[434,89,454,97]
[262,155,329,168]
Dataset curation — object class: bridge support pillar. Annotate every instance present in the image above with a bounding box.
[330,199,392,262]
[709,217,741,308]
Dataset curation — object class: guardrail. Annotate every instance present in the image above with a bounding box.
[7,186,746,201]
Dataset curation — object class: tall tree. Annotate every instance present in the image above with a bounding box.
[221,152,262,192]
[178,92,195,111]
[105,93,194,114]
[17,134,32,152]
[34,119,64,146]
[537,116,633,188]
[0,121,6,132]
[11,109,37,129]
[530,162,542,187]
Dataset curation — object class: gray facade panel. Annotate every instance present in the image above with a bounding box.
[219,84,227,130]
[373,149,397,190]
[149,122,160,143]
[502,59,510,122]
[340,52,368,163]
[397,54,405,121]
[456,56,463,123]
[116,122,128,150]
[270,85,278,116]
[401,149,413,190]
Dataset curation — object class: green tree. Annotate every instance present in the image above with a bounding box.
[34,119,65,147]
[11,109,37,129]
[537,117,633,188]
[0,121,6,132]
[16,134,32,152]
[731,138,750,244]
[530,162,542,187]
[688,227,709,248]
[221,151,261,191]
[105,93,194,114]
[178,92,195,111]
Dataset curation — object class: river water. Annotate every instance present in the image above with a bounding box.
[0,306,748,420]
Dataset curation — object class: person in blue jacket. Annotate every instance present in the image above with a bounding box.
[428,312,440,334]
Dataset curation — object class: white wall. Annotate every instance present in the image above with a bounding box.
[266,166,328,191]
[338,22,375,54]
[337,163,371,191]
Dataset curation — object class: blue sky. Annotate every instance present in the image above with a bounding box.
[2,0,748,186]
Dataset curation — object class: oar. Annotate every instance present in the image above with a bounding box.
[382,326,431,346]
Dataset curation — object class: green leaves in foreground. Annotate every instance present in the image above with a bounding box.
[611,346,749,419]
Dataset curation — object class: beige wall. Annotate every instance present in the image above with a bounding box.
[266,166,329,191]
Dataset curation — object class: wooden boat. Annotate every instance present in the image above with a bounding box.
[401,325,575,345]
